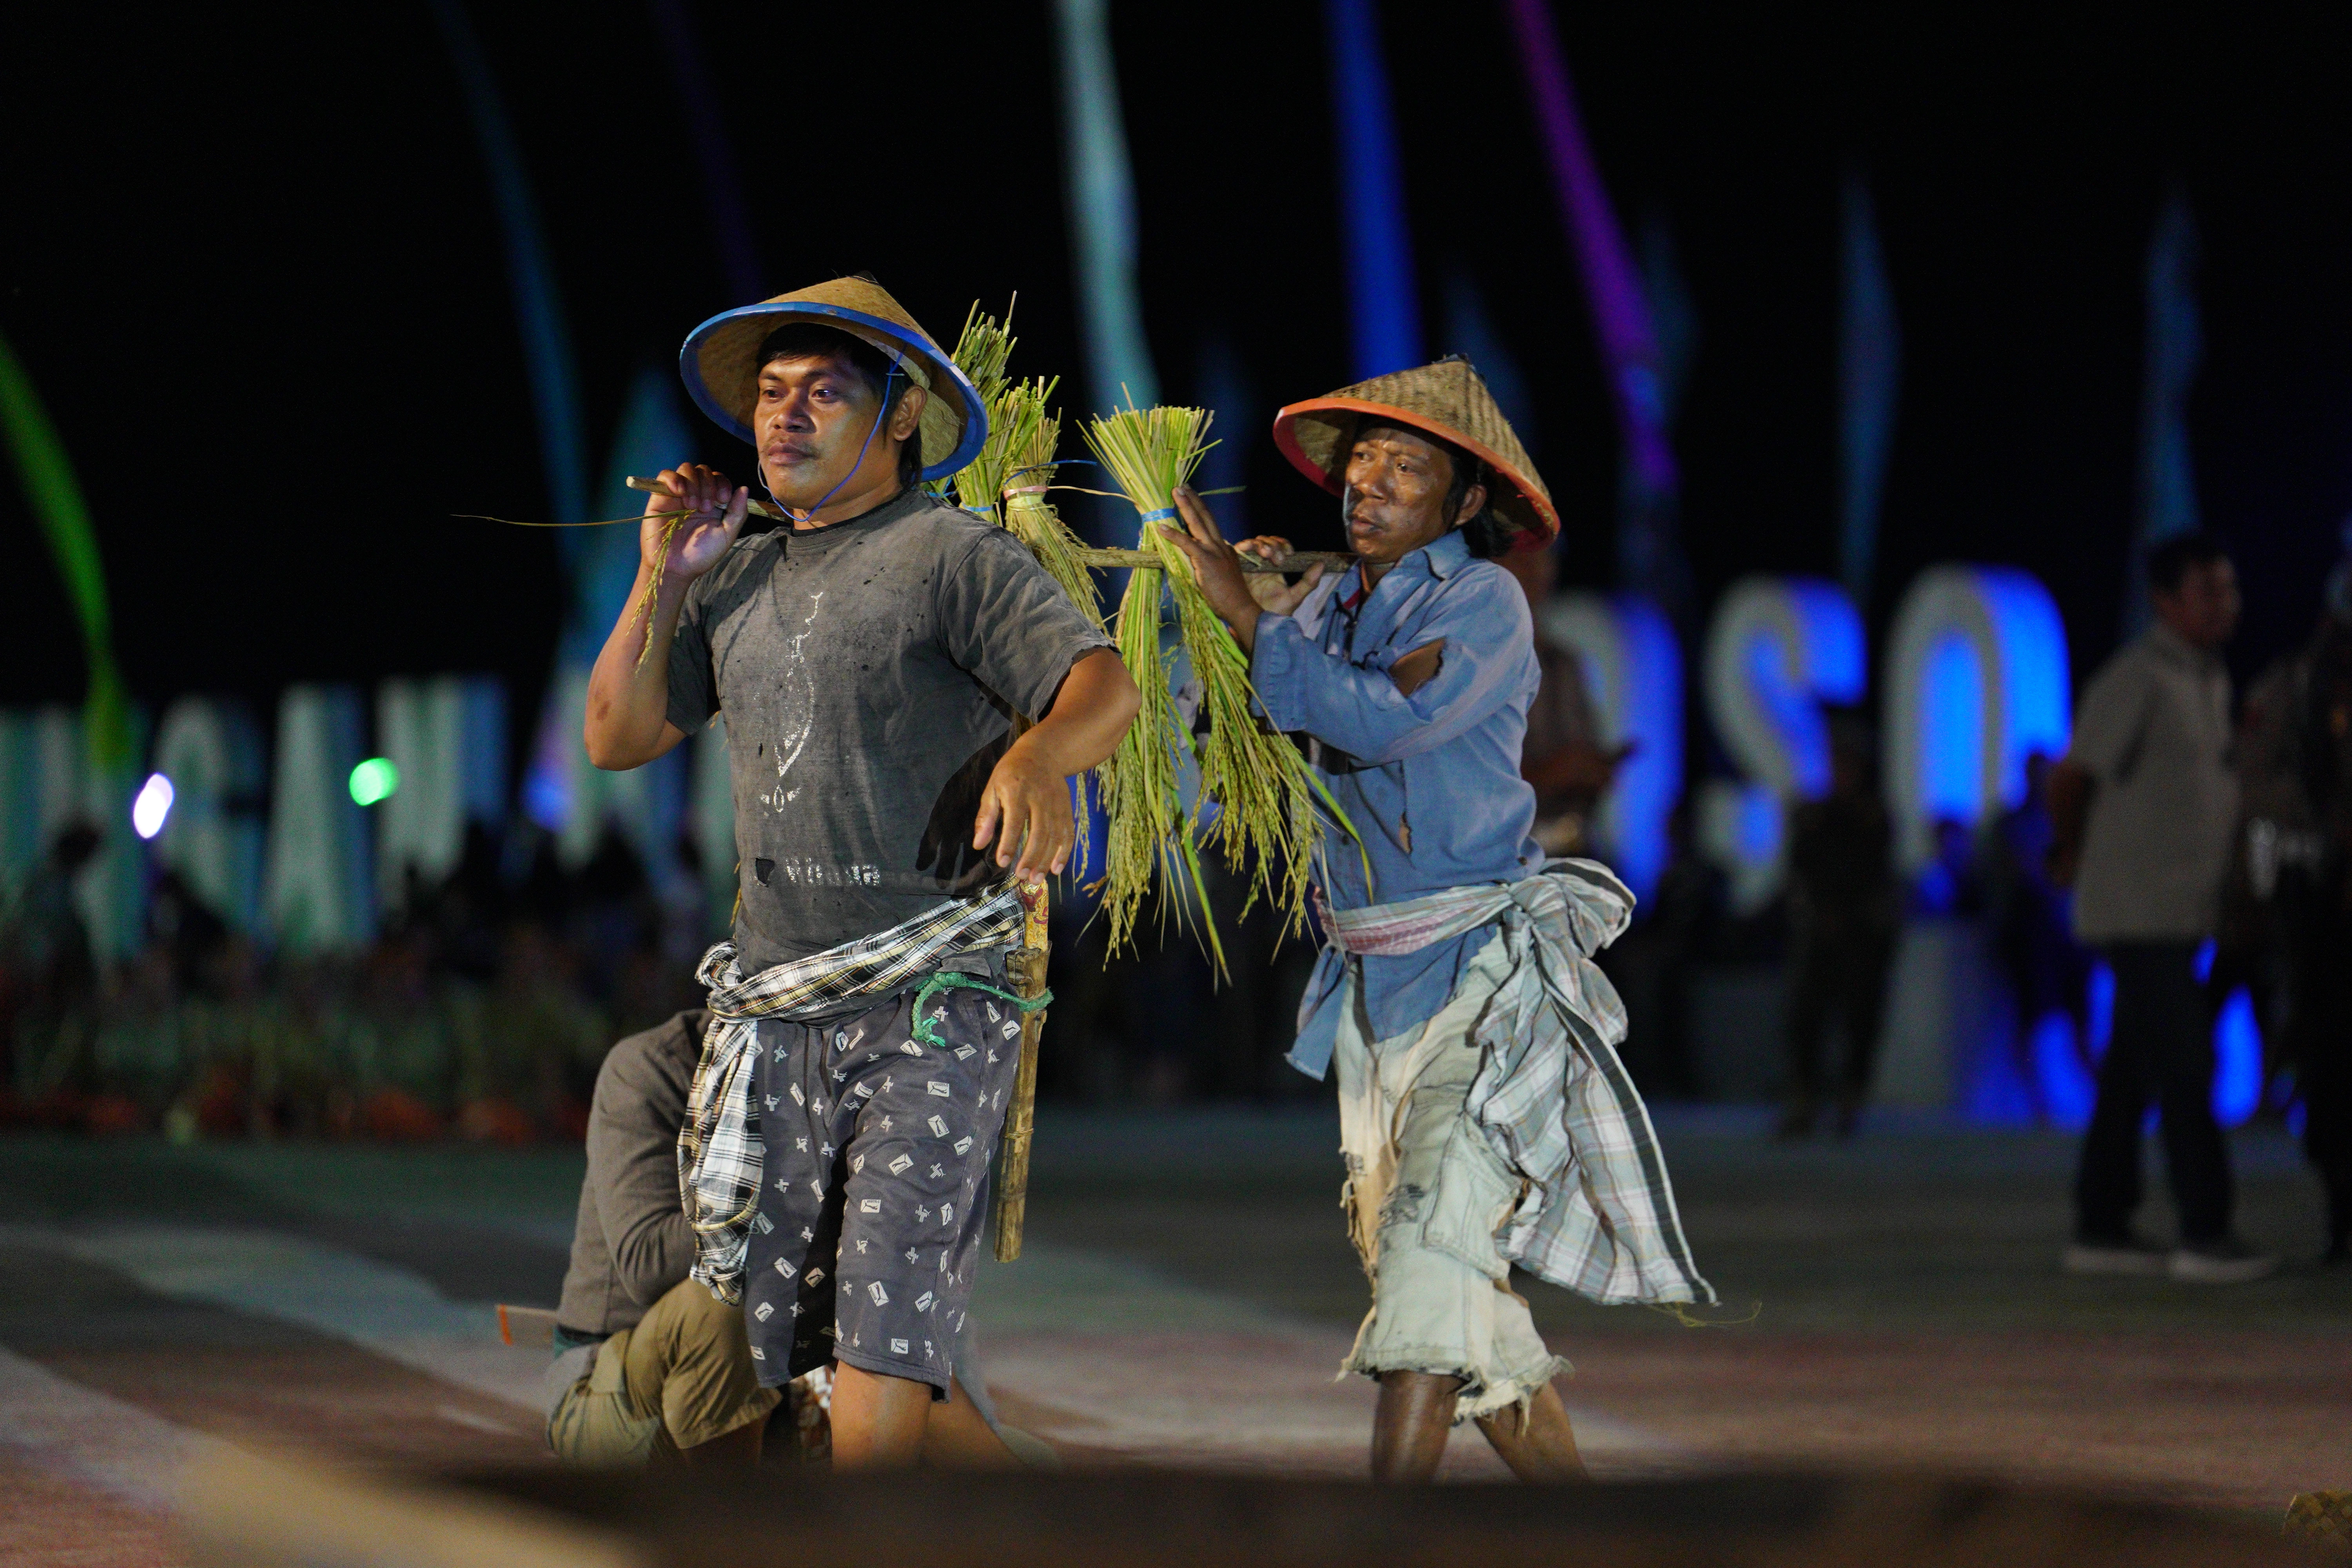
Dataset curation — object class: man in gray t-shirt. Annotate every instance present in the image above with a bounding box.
[664,486,1111,971]
[584,277,1138,1469]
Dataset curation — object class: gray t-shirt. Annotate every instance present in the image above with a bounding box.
[2069,622,2239,944]
[666,486,1111,969]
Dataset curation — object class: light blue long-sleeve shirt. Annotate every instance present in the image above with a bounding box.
[1250,527,1544,1079]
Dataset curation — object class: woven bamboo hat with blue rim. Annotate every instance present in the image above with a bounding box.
[1271,355,1557,548]
[679,276,987,481]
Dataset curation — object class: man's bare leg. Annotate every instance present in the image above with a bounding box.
[832,1366,1019,1470]
[677,1417,765,1468]
[1474,1380,1586,1483]
[1371,1370,1460,1484]
[829,1363,930,1470]
[923,1377,1018,1469]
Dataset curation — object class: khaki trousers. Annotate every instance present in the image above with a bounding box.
[547,1279,782,1466]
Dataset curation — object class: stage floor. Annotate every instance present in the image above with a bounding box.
[2,1107,2343,1562]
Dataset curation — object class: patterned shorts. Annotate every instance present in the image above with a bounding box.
[743,975,1024,1396]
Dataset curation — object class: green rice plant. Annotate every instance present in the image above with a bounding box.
[940,306,1111,887]
[940,301,1018,514]
[994,383,1104,638]
[1084,403,1331,953]
[1096,529,1221,967]
[940,305,1098,627]
[935,321,1348,959]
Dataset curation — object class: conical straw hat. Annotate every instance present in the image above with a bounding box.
[1271,356,1556,547]
[679,276,987,481]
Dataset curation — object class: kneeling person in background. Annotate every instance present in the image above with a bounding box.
[547,1008,782,1466]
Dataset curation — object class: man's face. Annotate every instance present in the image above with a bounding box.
[1340,426,1481,566]
[753,352,915,510]
[2153,557,2241,651]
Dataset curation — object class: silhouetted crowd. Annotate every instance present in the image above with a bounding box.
[0,822,702,1143]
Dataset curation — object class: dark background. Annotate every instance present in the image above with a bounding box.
[4,2,2351,740]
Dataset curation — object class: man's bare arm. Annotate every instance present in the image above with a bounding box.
[585,464,750,770]
[971,648,1142,885]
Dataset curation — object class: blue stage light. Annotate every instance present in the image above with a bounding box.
[2212,987,2262,1128]
[2031,1010,2097,1129]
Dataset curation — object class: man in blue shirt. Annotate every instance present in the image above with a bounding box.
[1159,358,1708,1484]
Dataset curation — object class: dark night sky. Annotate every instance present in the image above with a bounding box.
[4,3,2351,764]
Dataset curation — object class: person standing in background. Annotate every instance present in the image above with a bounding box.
[1777,718,1899,1140]
[2230,543,2352,1263]
[2050,532,2275,1283]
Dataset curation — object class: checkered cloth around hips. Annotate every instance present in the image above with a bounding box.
[1319,860,1715,1306]
[678,888,1026,1303]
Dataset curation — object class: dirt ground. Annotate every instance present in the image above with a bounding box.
[1,1106,2343,1562]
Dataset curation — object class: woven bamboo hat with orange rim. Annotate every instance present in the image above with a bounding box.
[679,276,987,481]
[1271,356,1557,548]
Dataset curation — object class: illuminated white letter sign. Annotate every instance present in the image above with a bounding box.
[152,697,265,931]
[263,685,374,952]
[1881,565,2070,867]
[1697,577,1865,910]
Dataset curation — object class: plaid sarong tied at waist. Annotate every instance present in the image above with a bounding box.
[1319,860,1714,1306]
[677,888,1026,1302]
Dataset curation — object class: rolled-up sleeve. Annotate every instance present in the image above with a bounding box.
[1252,571,1531,766]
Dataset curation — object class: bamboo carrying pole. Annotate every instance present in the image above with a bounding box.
[989,878,1051,1262]
[621,477,1354,575]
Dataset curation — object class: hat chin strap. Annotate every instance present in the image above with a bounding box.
[762,365,902,524]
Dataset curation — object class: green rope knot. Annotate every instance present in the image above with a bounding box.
[909,970,1053,1053]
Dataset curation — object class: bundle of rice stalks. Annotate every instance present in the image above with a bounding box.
[994,382,1103,636]
[941,305,1101,631]
[938,306,1111,891]
[940,301,1018,511]
[1083,403,1328,958]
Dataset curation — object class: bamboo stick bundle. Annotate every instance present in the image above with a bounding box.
[989,879,1052,1262]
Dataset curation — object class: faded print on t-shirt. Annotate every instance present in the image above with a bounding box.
[665,487,1110,969]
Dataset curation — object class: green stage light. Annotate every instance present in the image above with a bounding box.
[349,757,399,807]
